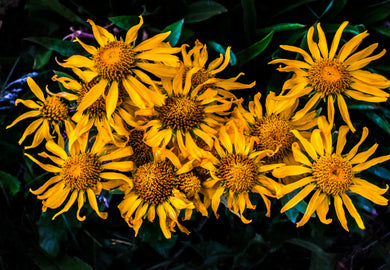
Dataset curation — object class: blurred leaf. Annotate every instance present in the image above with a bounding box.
[25,37,86,58]
[273,0,316,17]
[373,24,390,37]
[207,40,237,65]
[177,27,195,44]
[37,212,68,257]
[257,23,306,34]
[241,0,257,41]
[325,0,347,18]
[109,15,140,30]
[235,31,273,66]
[139,222,177,258]
[162,19,184,46]
[0,170,21,199]
[367,165,390,181]
[287,238,336,270]
[185,1,228,23]
[33,48,52,69]
[361,2,390,23]
[41,0,87,25]
[29,246,92,270]
[365,112,390,135]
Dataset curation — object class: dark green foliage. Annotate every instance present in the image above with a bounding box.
[1,0,390,269]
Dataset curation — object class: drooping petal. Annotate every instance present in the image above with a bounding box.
[340,193,365,229]
[329,21,349,59]
[280,183,316,213]
[334,194,349,231]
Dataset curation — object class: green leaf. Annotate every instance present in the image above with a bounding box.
[286,238,336,270]
[109,15,140,30]
[235,31,273,66]
[273,0,316,17]
[206,41,237,65]
[361,3,390,23]
[367,165,390,181]
[37,212,68,257]
[162,19,184,46]
[0,170,21,199]
[257,23,306,34]
[365,112,390,135]
[281,188,309,223]
[139,222,177,258]
[25,37,86,57]
[41,0,86,25]
[185,1,228,23]
[33,48,52,69]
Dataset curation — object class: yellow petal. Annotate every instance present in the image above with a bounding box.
[340,193,365,229]
[291,142,312,167]
[349,185,388,206]
[52,190,78,220]
[125,16,143,44]
[78,79,108,113]
[86,188,108,219]
[25,153,61,173]
[296,189,322,227]
[346,127,368,161]
[105,80,118,119]
[278,176,315,198]
[156,204,171,239]
[279,45,313,64]
[316,194,332,224]
[352,154,390,173]
[316,23,329,59]
[45,140,68,160]
[336,126,349,155]
[87,19,115,46]
[77,191,86,221]
[310,129,324,157]
[338,31,369,62]
[280,183,316,213]
[27,77,45,102]
[349,143,377,165]
[337,95,355,133]
[329,21,349,59]
[74,37,97,55]
[101,161,134,172]
[272,165,312,179]
[348,49,386,71]
[307,25,321,60]
[6,110,41,129]
[334,194,349,231]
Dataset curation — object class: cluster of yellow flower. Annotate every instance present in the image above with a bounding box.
[7,16,390,238]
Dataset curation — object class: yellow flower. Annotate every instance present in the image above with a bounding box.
[26,132,133,221]
[202,121,283,223]
[182,40,255,97]
[140,64,235,160]
[272,117,390,231]
[6,77,73,149]
[53,69,131,147]
[269,21,390,132]
[233,91,317,163]
[118,148,194,239]
[58,16,180,116]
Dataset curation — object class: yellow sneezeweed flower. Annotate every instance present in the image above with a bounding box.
[269,21,390,132]
[118,148,194,239]
[6,77,74,149]
[58,16,181,117]
[52,69,132,147]
[139,63,236,160]
[182,40,255,97]
[202,121,283,223]
[26,131,133,221]
[272,116,390,231]
[233,91,318,164]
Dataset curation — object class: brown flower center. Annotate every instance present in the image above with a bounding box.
[176,172,202,198]
[250,115,295,160]
[127,129,152,166]
[159,95,205,131]
[61,153,102,190]
[134,161,175,205]
[41,96,69,123]
[308,59,351,95]
[94,41,136,80]
[218,154,257,193]
[312,154,353,195]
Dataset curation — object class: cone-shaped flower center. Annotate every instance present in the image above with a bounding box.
[159,95,205,131]
[177,172,201,198]
[312,154,353,195]
[127,129,152,166]
[308,59,351,95]
[134,161,175,204]
[94,41,136,80]
[218,154,257,193]
[62,153,102,190]
[251,115,295,160]
[41,96,68,123]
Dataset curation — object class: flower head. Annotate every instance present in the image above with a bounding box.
[6,77,73,149]
[202,121,283,223]
[118,148,194,239]
[272,117,390,231]
[58,16,180,116]
[269,21,390,132]
[27,132,133,221]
